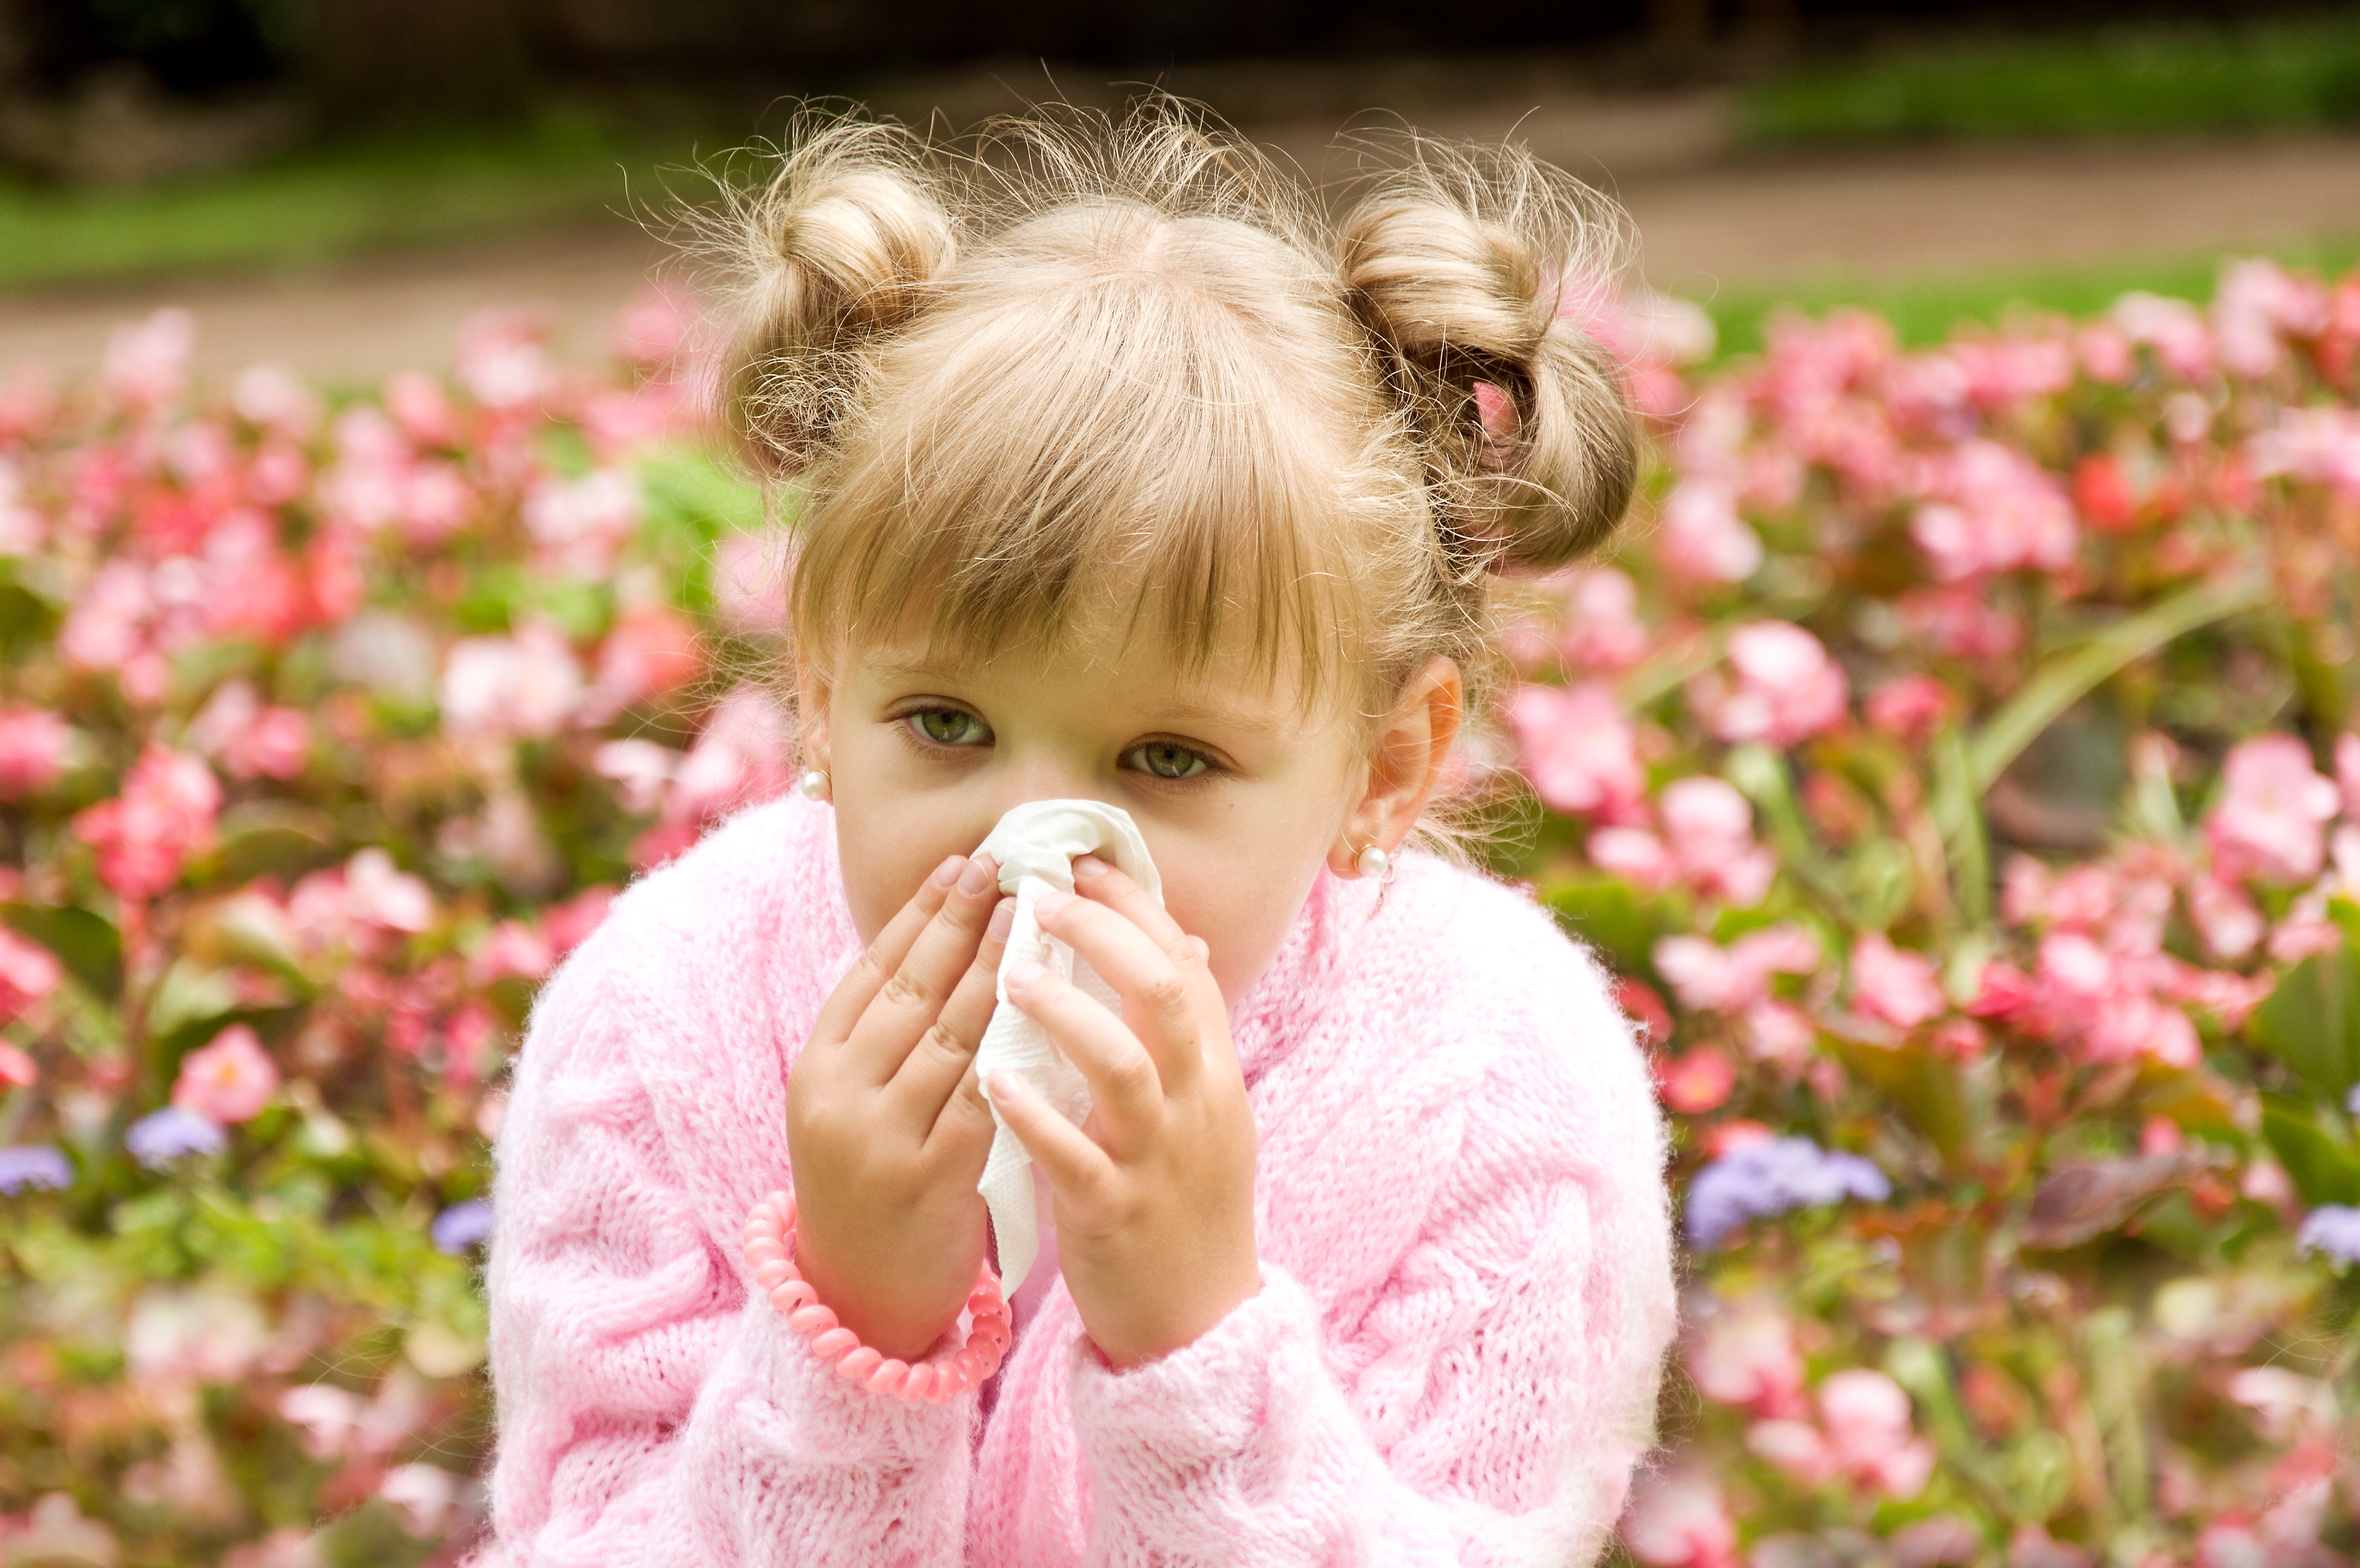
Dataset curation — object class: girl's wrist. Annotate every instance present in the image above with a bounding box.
[743,1192,1011,1403]
[792,1236,957,1363]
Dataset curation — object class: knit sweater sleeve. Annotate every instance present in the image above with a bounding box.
[479,913,974,1567]
[1063,906,1677,1568]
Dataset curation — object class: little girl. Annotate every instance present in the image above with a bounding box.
[479,106,1676,1566]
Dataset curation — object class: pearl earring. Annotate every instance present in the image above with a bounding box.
[1354,842,1390,881]
[798,769,830,802]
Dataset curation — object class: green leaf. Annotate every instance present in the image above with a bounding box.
[2248,940,2360,1102]
[1,903,122,1001]
[0,581,60,658]
[146,958,241,1042]
[1542,874,1671,978]
[215,800,341,883]
[1939,574,2269,843]
[1827,1026,1974,1170]
[2259,1095,2360,1206]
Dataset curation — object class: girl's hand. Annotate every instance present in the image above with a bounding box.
[984,854,1262,1368]
[788,854,1010,1362]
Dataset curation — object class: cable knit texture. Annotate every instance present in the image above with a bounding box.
[475,794,1676,1566]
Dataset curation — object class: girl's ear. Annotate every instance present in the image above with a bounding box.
[1329,657,1464,879]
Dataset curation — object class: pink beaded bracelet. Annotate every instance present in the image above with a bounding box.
[740,1191,1012,1404]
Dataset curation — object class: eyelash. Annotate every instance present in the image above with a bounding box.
[891,705,1226,786]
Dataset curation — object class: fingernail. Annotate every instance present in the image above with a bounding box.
[986,1071,1021,1104]
[1006,960,1045,992]
[931,855,964,888]
[1073,854,1111,880]
[987,899,1014,940]
[1036,889,1072,920]
[957,858,993,896]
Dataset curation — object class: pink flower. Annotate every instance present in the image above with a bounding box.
[187,681,310,781]
[2113,291,2213,380]
[543,886,616,955]
[1660,777,1775,906]
[1820,1368,1936,1499]
[1850,932,1946,1029]
[1864,675,1953,746]
[1508,680,1646,819]
[0,706,69,798]
[457,308,556,409]
[384,371,460,447]
[0,1040,35,1087]
[2213,258,2329,380]
[1658,1047,1735,1114]
[2189,876,2264,960]
[0,929,60,1019]
[1686,1298,1806,1414]
[441,621,584,740]
[1692,622,1849,748]
[171,1024,279,1124]
[341,849,434,934]
[1908,439,2077,581]
[2248,406,2360,501]
[71,747,222,900]
[1746,1418,1838,1485]
[2205,733,2340,885]
[1556,568,1651,673]
[1621,1470,1737,1568]
[614,281,698,368]
[1656,479,1763,584]
[102,308,196,410]
[582,605,703,723]
[712,533,789,637]
[470,920,553,986]
[2336,733,2360,821]
[229,365,321,438]
[1654,925,1821,1013]
[524,469,641,578]
[1588,825,1677,890]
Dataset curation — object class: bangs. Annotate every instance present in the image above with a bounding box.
[789,209,1406,713]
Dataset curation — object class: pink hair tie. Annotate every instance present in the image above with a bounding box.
[740,1191,1011,1403]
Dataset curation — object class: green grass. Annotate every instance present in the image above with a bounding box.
[1742,11,2360,144]
[0,113,695,294]
[1689,233,2360,360]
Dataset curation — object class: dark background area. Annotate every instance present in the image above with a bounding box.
[3,0,2355,130]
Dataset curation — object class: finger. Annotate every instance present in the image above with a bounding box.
[985,1070,1120,1231]
[809,854,965,1046]
[844,853,1004,1087]
[892,894,1013,1132]
[1002,960,1163,1151]
[1070,855,1189,949]
[1033,888,1207,1096]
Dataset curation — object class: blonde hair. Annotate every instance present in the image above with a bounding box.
[709,101,1637,785]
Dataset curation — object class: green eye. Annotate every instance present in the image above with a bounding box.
[1130,741,1210,780]
[913,709,989,746]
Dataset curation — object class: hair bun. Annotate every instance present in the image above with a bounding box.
[1339,146,1638,573]
[720,124,958,473]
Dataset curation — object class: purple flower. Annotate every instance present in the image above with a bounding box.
[0,1143,71,1194]
[2297,1204,2360,1266]
[1686,1136,1892,1250]
[2348,1085,2360,1116]
[431,1199,494,1255]
[126,1107,224,1169]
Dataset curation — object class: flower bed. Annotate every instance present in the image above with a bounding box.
[0,263,2355,1565]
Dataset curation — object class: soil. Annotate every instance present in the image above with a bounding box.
[3,94,2358,388]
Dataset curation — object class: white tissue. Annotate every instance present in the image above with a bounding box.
[973,799,1163,1293]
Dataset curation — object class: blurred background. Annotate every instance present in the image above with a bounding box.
[2,0,2359,383]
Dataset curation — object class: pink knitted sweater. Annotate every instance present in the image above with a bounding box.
[478,794,1677,1566]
